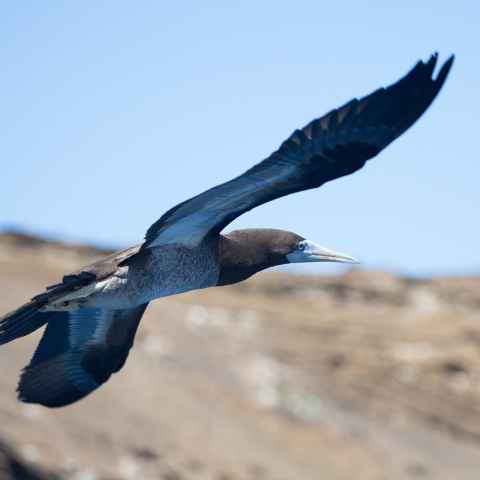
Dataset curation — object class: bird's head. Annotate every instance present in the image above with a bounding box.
[217,228,358,286]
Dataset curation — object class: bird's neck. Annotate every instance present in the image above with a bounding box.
[216,234,285,286]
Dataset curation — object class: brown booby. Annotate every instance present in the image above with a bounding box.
[0,54,453,407]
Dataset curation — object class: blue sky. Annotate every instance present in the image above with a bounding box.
[1,2,478,276]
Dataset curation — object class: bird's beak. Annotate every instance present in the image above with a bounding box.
[287,240,359,264]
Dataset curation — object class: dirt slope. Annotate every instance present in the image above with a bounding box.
[0,232,479,480]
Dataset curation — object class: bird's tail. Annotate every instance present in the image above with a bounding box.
[0,300,49,346]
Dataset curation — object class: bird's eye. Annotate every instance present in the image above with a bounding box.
[297,242,306,251]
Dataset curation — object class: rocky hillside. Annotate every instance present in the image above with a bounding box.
[0,231,479,480]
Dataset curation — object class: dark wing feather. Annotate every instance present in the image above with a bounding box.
[143,54,453,249]
[34,244,141,301]
[0,301,49,346]
[17,304,148,407]
[0,244,142,347]
[0,244,142,348]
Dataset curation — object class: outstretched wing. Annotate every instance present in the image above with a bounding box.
[143,54,453,249]
[18,304,148,407]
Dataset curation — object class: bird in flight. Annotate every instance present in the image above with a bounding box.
[1,54,453,407]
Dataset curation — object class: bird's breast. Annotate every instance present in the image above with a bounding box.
[125,241,220,303]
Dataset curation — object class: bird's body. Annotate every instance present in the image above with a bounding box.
[56,240,220,311]
[0,54,454,407]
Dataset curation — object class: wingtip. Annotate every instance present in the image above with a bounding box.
[434,53,455,87]
[423,52,439,78]
[445,53,455,67]
[412,52,454,86]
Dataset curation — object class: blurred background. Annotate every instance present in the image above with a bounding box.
[1,2,479,479]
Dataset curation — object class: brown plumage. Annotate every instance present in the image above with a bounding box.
[217,229,304,286]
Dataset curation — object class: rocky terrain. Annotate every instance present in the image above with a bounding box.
[0,231,479,480]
